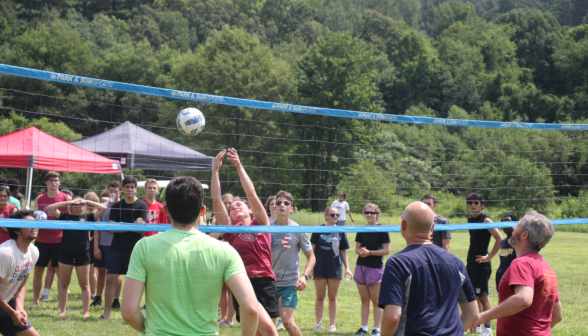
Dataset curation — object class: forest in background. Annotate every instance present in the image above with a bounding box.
[1,0,588,226]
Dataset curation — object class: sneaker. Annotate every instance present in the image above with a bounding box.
[479,327,493,336]
[142,304,146,309]
[475,326,482,333]
[313,323,322,331]
[329,325,336,332]
[354,327,369,336]
[111,300,121,309]
[372,329,381,336]
[40,294,49,302]
[90,297,102,307]
[277,318,285,330]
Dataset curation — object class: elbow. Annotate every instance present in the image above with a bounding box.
[120,302,138,323]
[241,301,260,320]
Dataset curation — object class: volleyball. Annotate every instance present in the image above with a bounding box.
[34,211,47,220]
[176,108,205,136]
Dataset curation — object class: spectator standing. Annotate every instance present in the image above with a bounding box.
[0,186,18,244]
[101,176,147,320]
[421,194,451,251]
[330,192,355,226]
[265,196,277,222]
[141,179,168,237]
[4,178,21,210]
[31,171,71,306]
[83,192,101,301]
[496,213,519,293]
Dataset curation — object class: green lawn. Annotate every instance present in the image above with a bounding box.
[24,231,588,335]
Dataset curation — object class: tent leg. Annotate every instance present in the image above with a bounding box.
[25,167,34,209]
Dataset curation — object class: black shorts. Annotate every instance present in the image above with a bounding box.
[0,298,33,336]
[467,264,492,296]
[106,251,132,275]
[59,250,92,267]
[34,241,60,268]
[89,243,95,264]
[233,277,280,322]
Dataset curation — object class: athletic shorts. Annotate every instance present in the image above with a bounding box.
[354,264,383,286]
[106,251,132,275]
[467,264,492,296]
[59,250,91,267]
[0,298,33,336]
[313,276,342,281]
[94,245,111,268]
[89,243,95,264]
[276,286,298,309]
[336,220,346,226]
[233,277,280,322]
[34,241,60,268]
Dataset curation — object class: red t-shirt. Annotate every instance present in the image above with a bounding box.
[0,204,17,244]
[497,252,559,336]
[223,218,275,280]
[36,192,69,243]
[142,199,168,237]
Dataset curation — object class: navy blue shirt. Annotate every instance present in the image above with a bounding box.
[378,244,476,336]
[310,226,350,278]
[496,238,516,291]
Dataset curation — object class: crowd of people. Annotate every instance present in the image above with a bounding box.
[0,148,562,336]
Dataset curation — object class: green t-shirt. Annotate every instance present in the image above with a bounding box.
[127,228,245,336]
[8,196,20,210]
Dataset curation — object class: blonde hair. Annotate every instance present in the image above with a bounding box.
[363,203,381,222]
[222,193,234,203]
[145,178,158,188]
[324,206,339,214]
[83,192,100,214]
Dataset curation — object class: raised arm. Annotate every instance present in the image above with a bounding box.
[226,148,269,226]
[211,150,231,227]
[477,226,503,263]
[84,200,107,219]
[48,200,72,219]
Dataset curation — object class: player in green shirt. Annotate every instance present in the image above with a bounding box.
[121,176,260,335]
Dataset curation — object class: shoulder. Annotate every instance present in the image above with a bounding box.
[136,200,148,209]
[0,242,13,258]
[289,220,300,227]
[435,215,449,223]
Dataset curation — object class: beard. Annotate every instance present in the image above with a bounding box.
[509,232,520,246]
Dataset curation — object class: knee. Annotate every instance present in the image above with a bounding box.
[328,296,337,303]
[283,319,296,330]
[360,296,370,304]
[316,294,326,302]
[106,275,117,284]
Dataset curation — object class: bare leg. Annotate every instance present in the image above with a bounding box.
[227,290,235,323]
[281,307,301,336]
[75,264,91,318]
[15,328,40,336]
[32,266,45,306]
[89,264,97,296]
[357,284,371,326]
[96,267,107,296]
[327,278,341,327]
[57,262,73,317]
[314,279,327,325]
[102,273,118,319]
[368,283,383,329]
[115,275,122,299]
[219,284,228,321]
[243,303,278,336]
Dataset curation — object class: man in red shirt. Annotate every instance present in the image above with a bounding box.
[31,171,71,306]
[142,179,168,237]
[472,211,563,336]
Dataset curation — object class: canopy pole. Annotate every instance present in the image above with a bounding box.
[25,167,34,209]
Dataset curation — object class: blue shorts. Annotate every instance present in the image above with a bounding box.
[94,245,112,269]
[276,286,298,309]
[0,298,33,335]
[106,250,132,275]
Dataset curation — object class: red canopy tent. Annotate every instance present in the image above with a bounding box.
[0,127,122,207]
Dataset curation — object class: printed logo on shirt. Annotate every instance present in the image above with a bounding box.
[272,234,292,250]
[147,209,160,223]
[238,233,258,242]
[9,261,33,284]
[321,234,341,257]
[499,247,514,257]
[542,270,558,302]
[42,205,55,220]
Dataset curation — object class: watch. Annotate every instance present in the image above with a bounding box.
[303,274,310,280]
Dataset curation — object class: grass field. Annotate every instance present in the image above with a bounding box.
[24,231,588,335]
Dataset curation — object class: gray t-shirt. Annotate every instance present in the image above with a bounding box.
[431,215,451,248]
[270,220,313,287]
[97,201,115,246]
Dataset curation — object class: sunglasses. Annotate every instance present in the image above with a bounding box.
[467,201,480,205]
[364,211,379,215]
[276,201,291,206]
[328,213,339,218]
[0,186,9,190]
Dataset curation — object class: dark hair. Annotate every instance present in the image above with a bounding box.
[61,189,74,198]
[264,196,276,214]
[100,190,109,198]
[0,177,6,184]
[465,193,485,205]
[6,178,19,193]
[338,192,346,199]
[421,194,437,204]
[275,190,293,204]
[122,176,137,188]
[108,181,121,189]
[8,210,35,240]
[165,176,204,225]
[44,171,61,182]
[0,185,9,195]
[501,213,519,237]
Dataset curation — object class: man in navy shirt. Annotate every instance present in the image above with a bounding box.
[379,202,479,336]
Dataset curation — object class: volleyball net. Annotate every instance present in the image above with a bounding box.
[1,63,588,232]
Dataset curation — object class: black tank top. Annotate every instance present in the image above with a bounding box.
[467,213,492,267]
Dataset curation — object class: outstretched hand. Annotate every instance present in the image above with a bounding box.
[226,148,242,167]
[213,150,226,171]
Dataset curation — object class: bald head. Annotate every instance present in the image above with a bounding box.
[403,202,436,233]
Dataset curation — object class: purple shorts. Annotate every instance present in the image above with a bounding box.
[354,264,383,286]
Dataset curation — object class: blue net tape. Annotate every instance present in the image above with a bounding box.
[0,218,586,232]
[2,63,588,130]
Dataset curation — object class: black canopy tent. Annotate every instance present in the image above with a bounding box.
[71,121,213,171]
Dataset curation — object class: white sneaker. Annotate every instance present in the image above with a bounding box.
[329,325,336,332]
[40,294,49,302]
[277,318,285,330]
[313,323,322,331]
[479,327,493,336]
[475,326,482,333]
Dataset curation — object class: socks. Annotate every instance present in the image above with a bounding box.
[94,296,102,299]
[374,327,381,332]
[361,325,368,331]
[42,288,50,295]
[484,324,491,329]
